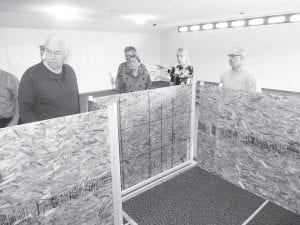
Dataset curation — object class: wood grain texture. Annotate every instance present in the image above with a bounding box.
[197,85,300,214]
[0,110,114,225]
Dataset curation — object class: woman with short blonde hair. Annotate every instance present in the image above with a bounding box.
[156,48,194,85]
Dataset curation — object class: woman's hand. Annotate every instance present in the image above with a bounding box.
[155,64,165,70]
[155,64,172,71]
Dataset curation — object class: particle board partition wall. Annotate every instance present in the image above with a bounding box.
[196,83,300,214]
[0,109,122,225]
[88,84,193,191]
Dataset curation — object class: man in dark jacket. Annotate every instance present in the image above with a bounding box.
[18,34,80,124]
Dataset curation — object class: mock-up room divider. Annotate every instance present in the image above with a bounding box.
[196,84,300,214]
[1,82,298,225]
[0,109,119,225]
[88,85,192,190]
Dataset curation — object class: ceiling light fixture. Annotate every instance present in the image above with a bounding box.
[268,16,286,24]
[126,15,153,25]
[44,5,82,20]
[177,12,300,33]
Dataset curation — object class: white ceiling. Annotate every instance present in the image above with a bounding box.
[0,0,299,33]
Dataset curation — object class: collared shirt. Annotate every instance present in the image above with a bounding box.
[0,69,19,118]
[116,62,152,93]
[18,62,80,123]
[220,68,262,92]
[168,65,194,85]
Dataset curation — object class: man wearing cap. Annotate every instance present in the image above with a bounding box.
[18,34,80,124]
[220,47,261,92]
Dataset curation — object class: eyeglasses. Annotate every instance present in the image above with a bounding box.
[227,54,243,57]
[45,48,64,58]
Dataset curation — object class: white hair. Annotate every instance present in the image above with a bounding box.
[45,34,69,52]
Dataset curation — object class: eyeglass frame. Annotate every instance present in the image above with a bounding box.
[227,54,244,57]
[44,48,65,58]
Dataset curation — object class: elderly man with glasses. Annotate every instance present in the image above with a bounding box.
[220,47,261,93]
[18,34,80,124]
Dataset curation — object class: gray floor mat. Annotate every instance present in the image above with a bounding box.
[123,166,265,225]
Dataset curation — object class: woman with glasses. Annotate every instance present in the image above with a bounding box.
[116,54,152,93]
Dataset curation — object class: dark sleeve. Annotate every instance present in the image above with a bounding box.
[115,64,123,93]
[167,67,175,74]
[18,70,38,123]
[146,75,152,89]
[142,65,152,89]
[188,66,194,77]
[168,67,176,82]
[72,69,80,113]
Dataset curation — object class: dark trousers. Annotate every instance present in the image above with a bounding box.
[0,117,12,128]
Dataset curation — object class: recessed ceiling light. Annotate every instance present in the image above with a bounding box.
[178,26,188,32]
[231,20,245,27]
[202,24,213,30]
[125,15,153,24]
[216,22,228,28]
[248,18,264,26]
[44,5,82,20]
[190,25,200,31]
[290,14,300,22]
[268,16,286,24]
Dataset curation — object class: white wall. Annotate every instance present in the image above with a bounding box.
[161,22,300,92]
[0,27,160,93]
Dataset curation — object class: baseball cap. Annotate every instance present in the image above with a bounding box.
[228,47,245,57]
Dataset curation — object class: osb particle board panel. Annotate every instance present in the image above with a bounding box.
[122,139,190,189]
[122,153,150,189]
[149,85,192,121]
[90,85,192,190]
[119,91,149,129]
[197,85,300,214]
[0,110,114,225]
[121,112,191,161]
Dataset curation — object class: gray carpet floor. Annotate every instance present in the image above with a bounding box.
[247,202,300,225]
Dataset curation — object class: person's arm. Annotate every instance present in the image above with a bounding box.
[253,76,262,93]
[115,64,124,93]
[73,71,81,113]
[168,66,176,85]
[219,74,224,85]
[7,77,19,126]
[18,72,38,123]
[248,74,262,93]
[182,66,194,83]
[142,66,152,89]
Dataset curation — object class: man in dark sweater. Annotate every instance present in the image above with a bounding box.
[18,34,80,124]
